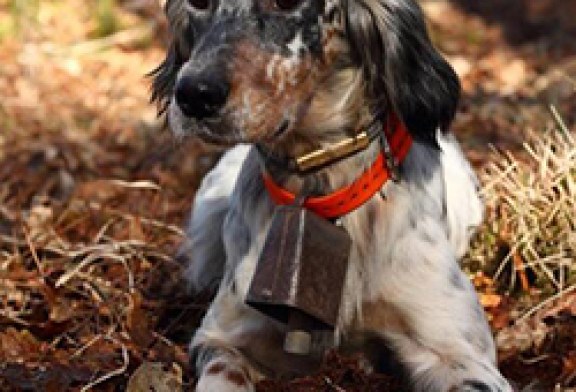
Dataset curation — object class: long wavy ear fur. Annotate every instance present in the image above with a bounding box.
[150,0,190,113]
[344,0,460,146]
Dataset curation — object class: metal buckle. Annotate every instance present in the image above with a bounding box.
[295,131,371,173]
[379,133,400,182]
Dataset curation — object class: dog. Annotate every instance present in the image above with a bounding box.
[151,0,513,390]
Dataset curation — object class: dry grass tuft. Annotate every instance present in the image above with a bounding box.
[467,108,576,296]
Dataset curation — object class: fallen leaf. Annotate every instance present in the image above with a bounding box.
[0,328,43,362]
[561,351,576,383]
[126,291,155,348]
[126,362,183,392]
[480,293,502,308]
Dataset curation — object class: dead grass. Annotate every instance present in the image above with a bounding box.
[467,108,576,300]
[0,0,575,389]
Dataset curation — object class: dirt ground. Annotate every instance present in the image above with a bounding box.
[0,0,575,391]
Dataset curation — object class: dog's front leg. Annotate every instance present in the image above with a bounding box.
[363,217,512,392]
[190,194,319,391]
[189,202,269,392]
[192,287,265,392]
[191,262,320,390]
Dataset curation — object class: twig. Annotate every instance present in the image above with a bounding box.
[81,338,129,392]
[518,354,550,365]
[71,335,103,359]
[108,179,161,191]
[0,309,30,326]
[518,284,576,322]
[122,257,136,294]
[22,225,45,280]
[84,200,185,237]
[56,251,125,288]
[323,376,346,392]
[549,104,574,143]
[93,218,118,244]
[512,252,531,292]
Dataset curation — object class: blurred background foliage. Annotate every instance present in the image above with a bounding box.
[0,0,574,390]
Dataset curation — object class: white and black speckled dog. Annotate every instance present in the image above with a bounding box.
[151,0,512,390]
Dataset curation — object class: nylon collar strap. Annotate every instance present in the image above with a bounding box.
[262,117,413,219]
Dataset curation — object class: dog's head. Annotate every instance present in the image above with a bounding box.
[152,0,460,148]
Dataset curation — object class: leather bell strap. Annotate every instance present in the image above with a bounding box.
[262,119,413,219]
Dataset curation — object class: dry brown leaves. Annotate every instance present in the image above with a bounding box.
[497,290,576,388]
[1,0,575,391]
[0,1,217,390]
[423,0,576,165]
[256,351,405,392]
[466,124,576,389]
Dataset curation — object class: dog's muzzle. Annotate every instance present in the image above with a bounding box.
[175,71,230,120]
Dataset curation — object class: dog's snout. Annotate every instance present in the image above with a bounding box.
[175,75,230,119]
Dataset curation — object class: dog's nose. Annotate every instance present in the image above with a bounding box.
[175,75,230,119]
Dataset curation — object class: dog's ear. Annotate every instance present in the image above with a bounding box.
[150,41,185,112]
[150,0,191,113]
[344,0,460,146]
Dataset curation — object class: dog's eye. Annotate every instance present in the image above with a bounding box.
[188,0,210,10]
[274,0,302,11]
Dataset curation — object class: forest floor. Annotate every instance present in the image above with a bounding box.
[0,0,575,391]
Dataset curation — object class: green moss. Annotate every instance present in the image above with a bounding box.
[95,0,120,38]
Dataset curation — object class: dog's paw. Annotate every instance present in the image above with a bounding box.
[414,359,513,392]
[196,360,255,392]
[450,379,513,392]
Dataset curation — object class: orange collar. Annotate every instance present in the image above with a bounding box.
[262,118,413,219]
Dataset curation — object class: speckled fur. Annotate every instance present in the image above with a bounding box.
[152,0,512,391]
